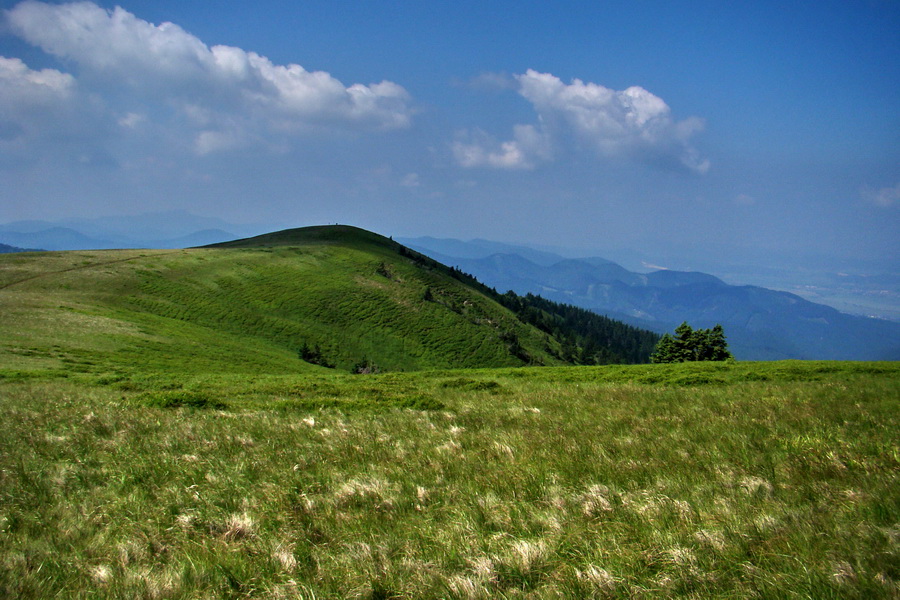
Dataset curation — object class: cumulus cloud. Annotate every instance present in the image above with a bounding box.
[0,55,103,153]
[0,56,74,104]
[452,124,551,170]
[3,0,413,155]
[861,183,900,208]
[0,56,74,136]
[455,69,709,173]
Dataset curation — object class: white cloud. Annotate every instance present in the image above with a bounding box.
[455,69,709,173]
[0,55,101,152]
[0,55,73,103]
[861,183,900,208]
[3,0,413,156]
[7,2,209,82]
[452,124,551,170]
[0,55,75,136]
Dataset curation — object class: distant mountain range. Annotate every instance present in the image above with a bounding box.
[0,243,40,253]
[0,226,239,251]
[0,210,256,250]
[399,237,900,361]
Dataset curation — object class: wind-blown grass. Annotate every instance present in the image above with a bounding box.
[1,362,897,598]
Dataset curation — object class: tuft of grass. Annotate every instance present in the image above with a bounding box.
[139,390,228,410]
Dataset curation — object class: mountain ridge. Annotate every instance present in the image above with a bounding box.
[0,243,41,254]
[3,212,894,319]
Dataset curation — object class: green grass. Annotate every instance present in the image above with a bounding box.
[2,234,898,597]
[0,362,897,598]
[0,243,561,376]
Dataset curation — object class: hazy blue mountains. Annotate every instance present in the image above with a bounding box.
[0,242,40,253]
[401,238,900,361]
[0,212,251,250]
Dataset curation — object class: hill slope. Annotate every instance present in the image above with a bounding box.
[0,225,656,376]
[209,226,659,365]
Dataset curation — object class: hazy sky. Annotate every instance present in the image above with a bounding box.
[1,0,898,265]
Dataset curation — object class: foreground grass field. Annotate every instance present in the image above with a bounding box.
[1,361,897,598]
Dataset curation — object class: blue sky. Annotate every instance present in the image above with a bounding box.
[1,0,898,269]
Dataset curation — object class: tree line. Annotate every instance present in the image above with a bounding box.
[496,291,661,365]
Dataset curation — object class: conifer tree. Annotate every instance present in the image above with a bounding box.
[651,322,733,363]
[705,324,732,361]
[674,322,696,361]
[650,333,677,363]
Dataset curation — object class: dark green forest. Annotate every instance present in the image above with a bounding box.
[497,292,660,364]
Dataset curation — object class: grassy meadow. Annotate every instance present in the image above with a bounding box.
[1,237,898,598]
[1,361,898,599]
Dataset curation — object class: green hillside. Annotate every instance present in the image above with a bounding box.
[213,226,660,364]
[1,225,661,377]
[205,224,400,251]
[1,226,568,376]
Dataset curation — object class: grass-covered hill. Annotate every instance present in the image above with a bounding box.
[0,225,655,377]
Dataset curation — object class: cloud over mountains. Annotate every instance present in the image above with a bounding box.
[3,0,413,157]
[454,70,709,173]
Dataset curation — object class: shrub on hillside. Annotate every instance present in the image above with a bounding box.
[352,357,380,374]
[298,342,334,368]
